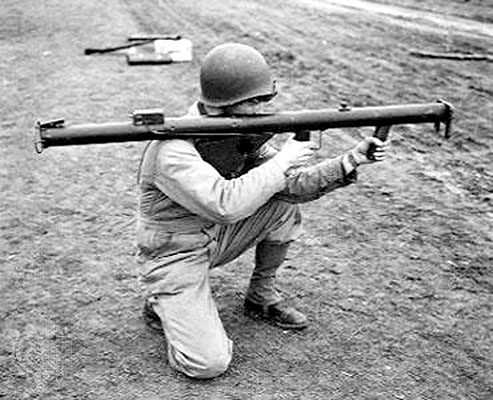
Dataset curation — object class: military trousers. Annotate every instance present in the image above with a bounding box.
[144,199,301,379]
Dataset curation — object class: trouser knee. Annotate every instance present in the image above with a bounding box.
[264,199,301,244]
[169,344,232,379]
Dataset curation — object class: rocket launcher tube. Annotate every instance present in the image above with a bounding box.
[34,100,453,153]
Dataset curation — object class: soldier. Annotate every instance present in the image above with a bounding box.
[136,43,388,379]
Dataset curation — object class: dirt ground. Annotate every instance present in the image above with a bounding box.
[0,0,492,399]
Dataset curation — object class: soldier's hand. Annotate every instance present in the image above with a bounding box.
[352,137,389,165]
[273,135,316,170]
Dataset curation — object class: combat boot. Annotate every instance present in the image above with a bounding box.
[244,298,308,330]
[143,299,163,333]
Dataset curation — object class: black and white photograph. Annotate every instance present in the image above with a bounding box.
[1,0,492,398]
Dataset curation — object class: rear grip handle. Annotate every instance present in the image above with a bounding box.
[294,130,311,141]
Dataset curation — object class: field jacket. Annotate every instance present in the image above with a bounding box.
[136,103,356,261]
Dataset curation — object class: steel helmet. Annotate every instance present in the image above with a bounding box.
[199,43,277,107]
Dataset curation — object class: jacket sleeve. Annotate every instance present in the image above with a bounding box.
[254,142,357,203]
[274,156,357,203]
[154,139,287,224]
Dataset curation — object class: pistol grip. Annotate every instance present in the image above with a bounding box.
[367,125,391,160]
[294,130,311,141]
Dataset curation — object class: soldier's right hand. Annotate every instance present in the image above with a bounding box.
[273,135,315,170]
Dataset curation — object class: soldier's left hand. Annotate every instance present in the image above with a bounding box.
[352,137,389,165]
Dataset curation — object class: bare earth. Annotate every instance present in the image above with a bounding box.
[0,0,492,399]
[298,0,493,38]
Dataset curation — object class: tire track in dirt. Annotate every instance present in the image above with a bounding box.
[122,0,275,54]
[296,0,493,39]
[120,0,387,109]
[122,0,338,58]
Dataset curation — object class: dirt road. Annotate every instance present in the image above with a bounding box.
[1,0,492,399]
[298,0,493,38]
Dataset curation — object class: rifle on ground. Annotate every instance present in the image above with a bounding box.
[84,34,182,55]
[35,100,453,151]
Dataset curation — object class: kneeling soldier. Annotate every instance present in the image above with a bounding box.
[136,42,388,379]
